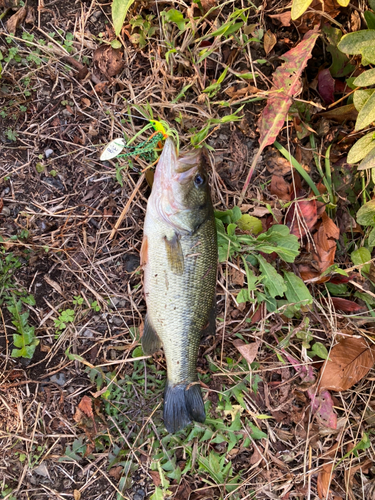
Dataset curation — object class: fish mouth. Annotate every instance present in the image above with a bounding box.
[149,138,196,232]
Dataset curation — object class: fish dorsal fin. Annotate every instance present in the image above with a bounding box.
[164,233,184,275]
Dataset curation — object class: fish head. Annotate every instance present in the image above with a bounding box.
[150,137,213,234]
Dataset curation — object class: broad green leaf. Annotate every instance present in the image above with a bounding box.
[355,89,375,130]
[364,11,375,29]
[150,488,164,500]
[255,225,300,262]
[310,342,329,359]
[354,68,375,86]
[338,30,375,65]
[112,0,136,36]
[351,247,371,274]
[347,131,375,163]
[237,288,250,304]
[111,39,122,49]
[368,226,375,247]
[283,271,313,307]
[291,0,313,20]
[255,291,277,312]
[210,21,244,38]
[163,9,186,31]
[356,199,375,226]
[237,214,263,234]
[323,25,355,77]
[257,255,287,298]
[247,422,267,440]
[358,147,375,170]
[353,89,375,113]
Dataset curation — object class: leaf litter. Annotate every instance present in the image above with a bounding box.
[0,0,375,498]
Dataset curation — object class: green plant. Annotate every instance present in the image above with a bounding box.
[216,207,313,317]
[129,14,156,47]
[0,249,38,359]
[338,24,375,170]
[54,308,75,335]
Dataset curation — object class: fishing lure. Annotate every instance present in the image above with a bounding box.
[100,119,176,162]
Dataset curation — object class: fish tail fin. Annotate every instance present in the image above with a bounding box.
[163,382,205,433]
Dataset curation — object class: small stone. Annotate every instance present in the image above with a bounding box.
[82,328,95,338]
[44,148,54,158]
[50,373,66,386]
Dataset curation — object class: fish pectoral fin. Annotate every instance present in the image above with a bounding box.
[140,235,148,266]
[164,233,184,275]
[142,314,162,355]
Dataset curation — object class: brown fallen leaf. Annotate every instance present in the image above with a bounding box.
[318,104,358,122]
[266,150,293,176]
[6,5,27,33]
[268,11,292,27]
[93,45,124,79]
[264,30,277,55]
[149,470,161,487]
[233,339,260,365]
[270,175,292,200]
[78,395,94,418]
[319,337,375,391]
[25,6,35,24]
[317,462,335,499]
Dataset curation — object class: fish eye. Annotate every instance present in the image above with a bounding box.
[194,173,206,187]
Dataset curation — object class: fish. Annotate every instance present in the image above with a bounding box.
[141,137,217,433]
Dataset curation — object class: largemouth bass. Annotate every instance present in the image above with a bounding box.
[141,137,217,433]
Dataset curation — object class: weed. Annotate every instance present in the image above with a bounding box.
[54,309,75,334]
[216,207,312,318]
[0,249,38,359]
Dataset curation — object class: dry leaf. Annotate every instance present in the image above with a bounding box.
[25,6,36,24]
[318,104,358,122]
[233,340,260,365]
[266,150,293,176]
[149,470,161,486]
[93,45,124,79]
[6,5,27,33]
[317,462,335,499]
[264,30,277,55]
[268,11,292,27]
[270,175,292,200]
[73,490,81,500]
[78,395,94,418]
[320,337,375,391]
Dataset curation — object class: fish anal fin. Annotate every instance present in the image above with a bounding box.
[142,314,162,355]
[164,233,184,275]
[140,236,148,267]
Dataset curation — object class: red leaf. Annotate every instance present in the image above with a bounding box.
[286,198,318,238]
[330,297,365,312]
[258,27,319,150]
[307,388,337,428]
[318,69,335,104]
